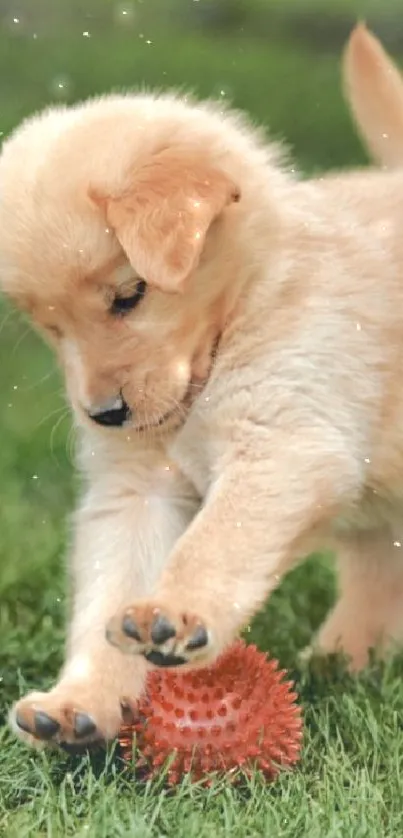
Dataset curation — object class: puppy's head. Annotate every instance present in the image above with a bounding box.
[0,94,268,434]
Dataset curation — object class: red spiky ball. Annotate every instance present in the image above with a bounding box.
[118,640,302,785]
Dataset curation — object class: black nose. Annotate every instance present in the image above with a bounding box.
[88,395,131,427]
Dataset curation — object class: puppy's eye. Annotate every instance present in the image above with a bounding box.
[111,279,147,316]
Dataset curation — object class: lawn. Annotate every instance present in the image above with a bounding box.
[1,7,403,837]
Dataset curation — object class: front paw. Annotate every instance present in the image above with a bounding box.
[106,601,213,667]
[10,686,126,749]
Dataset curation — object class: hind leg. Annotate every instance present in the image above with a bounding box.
[311,526,403,669]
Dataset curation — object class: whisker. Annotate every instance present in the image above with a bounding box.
[11,325,32,356]
[66,424,77,463]
[20,365,59,393]
[188,380,207,389]
[0,307,17,339]
[33,403,67,431]
[49,409,70,467]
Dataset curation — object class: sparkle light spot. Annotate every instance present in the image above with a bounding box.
[113,2,137,27]
[67,656,91,679]
[49,74,72,100]
[176,360,188,380]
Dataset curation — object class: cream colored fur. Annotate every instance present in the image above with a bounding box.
[2,34,403,746]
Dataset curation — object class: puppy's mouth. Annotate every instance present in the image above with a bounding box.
[134,337,220,434]
[134,381,197,434]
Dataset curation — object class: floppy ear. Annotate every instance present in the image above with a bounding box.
[92,147,240,292]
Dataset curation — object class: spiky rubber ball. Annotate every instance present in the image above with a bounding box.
[118,639,302,785]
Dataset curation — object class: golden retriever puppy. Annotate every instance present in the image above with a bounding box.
[2,39,403,747]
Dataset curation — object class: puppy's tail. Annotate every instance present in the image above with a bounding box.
[343,23,403,168]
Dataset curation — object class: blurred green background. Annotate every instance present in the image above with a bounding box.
[0,0,401,696]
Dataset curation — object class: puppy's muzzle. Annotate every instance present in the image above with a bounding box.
[88,394,131,427]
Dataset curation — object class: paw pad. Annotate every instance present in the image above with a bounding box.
[185,625,208,650]
[73,713,97,739]
[150,614,176,645]
[34,711,60,739]
[145,650,187,667]
[15,709,61,740]
[122,614,142,641]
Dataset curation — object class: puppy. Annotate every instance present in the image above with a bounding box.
[2,37,403,748]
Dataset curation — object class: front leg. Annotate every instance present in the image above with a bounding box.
[11,448,198,746]
[108,428,361,667]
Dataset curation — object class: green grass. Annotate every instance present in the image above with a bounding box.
[1,12,403,838]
